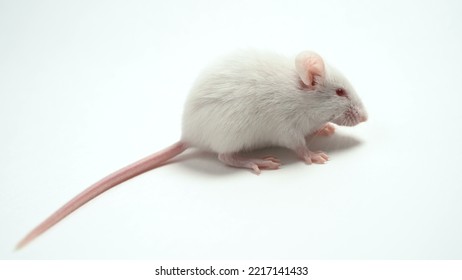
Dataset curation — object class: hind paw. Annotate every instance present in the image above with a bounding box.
[218,153,281,175]
[295,148,329,165]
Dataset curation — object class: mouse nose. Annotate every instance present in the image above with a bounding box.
[360,114,368,122]
[359,111,368,122]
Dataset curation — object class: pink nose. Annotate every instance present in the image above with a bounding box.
[360,114,368,122]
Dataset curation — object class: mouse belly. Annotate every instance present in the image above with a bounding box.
[182,119,276,154]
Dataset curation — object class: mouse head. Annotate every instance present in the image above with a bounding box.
[295,51,368,126]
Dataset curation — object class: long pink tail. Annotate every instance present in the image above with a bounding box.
[16,141,188,250]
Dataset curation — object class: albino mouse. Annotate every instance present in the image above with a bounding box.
[17,50,367,249]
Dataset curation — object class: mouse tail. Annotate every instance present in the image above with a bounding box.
[16,141,188,250]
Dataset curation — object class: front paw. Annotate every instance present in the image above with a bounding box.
[315,123,335,136]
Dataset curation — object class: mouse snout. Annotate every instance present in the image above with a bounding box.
[359,110,368,123]
[333,106,367,127]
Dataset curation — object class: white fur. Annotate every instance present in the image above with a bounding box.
[181,50,367,154]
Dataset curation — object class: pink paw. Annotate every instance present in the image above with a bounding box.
[316,123,335,136]
[249,156,281,174]
[296,148,329,165]
[218,153,281,175]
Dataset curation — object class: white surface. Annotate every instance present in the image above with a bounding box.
[1,0,461,259]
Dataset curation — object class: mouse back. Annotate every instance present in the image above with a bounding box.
[181,50,303,153]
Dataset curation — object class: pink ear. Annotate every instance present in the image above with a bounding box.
[295,51,325,89]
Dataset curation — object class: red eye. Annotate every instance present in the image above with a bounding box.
[336,88,347,97]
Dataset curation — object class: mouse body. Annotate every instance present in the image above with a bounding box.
[183,50,367,170]
[17,49,367,249]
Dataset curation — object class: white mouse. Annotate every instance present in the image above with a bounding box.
[17,49,367,249]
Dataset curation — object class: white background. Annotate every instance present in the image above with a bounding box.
[1,0,461,259]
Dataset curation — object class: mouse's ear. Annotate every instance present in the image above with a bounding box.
[295,51,325,89]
